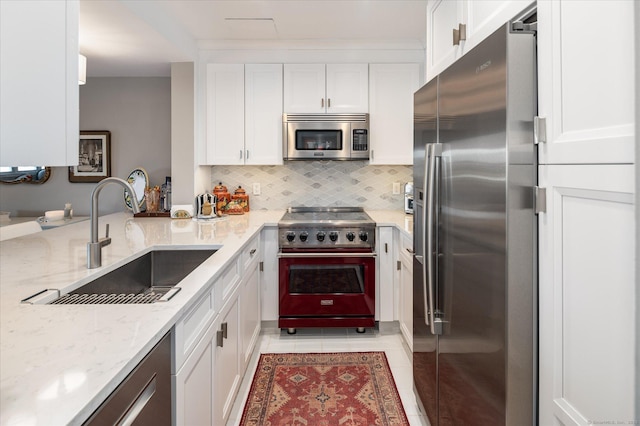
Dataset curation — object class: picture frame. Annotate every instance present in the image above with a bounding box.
[68,131,111,183]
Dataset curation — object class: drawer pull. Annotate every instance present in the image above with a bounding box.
[119,375,157,426]
[216,330,224,347]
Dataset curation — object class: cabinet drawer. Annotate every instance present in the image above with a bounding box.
[173,286,216,373]
[242,235,261,270]
[215,256,241,310]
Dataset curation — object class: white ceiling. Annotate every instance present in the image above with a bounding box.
[79,0,427,77]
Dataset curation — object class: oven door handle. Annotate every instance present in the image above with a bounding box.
[278,252,377,258]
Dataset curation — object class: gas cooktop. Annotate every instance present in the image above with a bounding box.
[278,207,375,249]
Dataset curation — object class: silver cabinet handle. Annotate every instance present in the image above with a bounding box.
[453,23,467,45]
[221,322,228,339]
[118,376,157,426]
[328,98,331,108]
[397,260,401,271]
[385,243,388,253]
[246,150,250,159]
[459,23,466,41]
[321,98,324,108]
[216,330,224,347]
[239,150,243,159]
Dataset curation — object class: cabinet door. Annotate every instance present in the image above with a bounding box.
[463,0,534,54]
[240,259,260,372]
[174,321,216,426]
[369,64,420,165]
[214,296,241,426]
[538,164,636,426]
[426,0,463,81]
[325,64,369,113]
[260,227,279,321]
[205,64,245,165]
[283,64,326,113]
[245,64,283,165]
[0,0,79,166]
[376,227,395,322]
[537,0,634,164]
[397,232,413,350]
[398,253,413,351]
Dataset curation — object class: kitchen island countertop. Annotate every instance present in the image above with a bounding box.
[0,209,410,425]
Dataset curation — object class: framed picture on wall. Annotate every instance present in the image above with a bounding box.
[68,131,111,183]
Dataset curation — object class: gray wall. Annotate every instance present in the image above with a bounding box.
[0,77,171,216]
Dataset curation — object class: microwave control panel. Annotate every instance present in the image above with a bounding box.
[352,129,368,151]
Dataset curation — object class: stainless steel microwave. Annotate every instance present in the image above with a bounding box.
[283,113,369,160]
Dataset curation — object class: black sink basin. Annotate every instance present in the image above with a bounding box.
[50,249,217,305]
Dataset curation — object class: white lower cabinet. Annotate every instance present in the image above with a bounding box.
[214,295,241,426]
[538,164,636,425]
[172,233,262,425]
[240,239,261,372]
[396,231,413,350]
[376,226,395,322]
[174,320,216,425]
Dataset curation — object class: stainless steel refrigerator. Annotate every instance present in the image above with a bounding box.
[413,12,537,426]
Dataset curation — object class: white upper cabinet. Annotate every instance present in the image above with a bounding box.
[244,64,283,165]
[205,64,283,165]
[284,64,368,113]
[0,0,79,167]
[426,0,463,81]
[537,0,635,164]
[369,63,420,165]
[205,64,245,165]
[426,0,534,81]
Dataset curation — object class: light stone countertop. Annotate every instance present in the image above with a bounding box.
[367,210,414,238]
[0,209,410,425]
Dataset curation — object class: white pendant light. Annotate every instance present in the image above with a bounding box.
[79,54,87,85]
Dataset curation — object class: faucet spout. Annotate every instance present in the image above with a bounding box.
[87,177,140,268]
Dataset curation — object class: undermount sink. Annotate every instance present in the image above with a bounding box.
[24,249,217,305]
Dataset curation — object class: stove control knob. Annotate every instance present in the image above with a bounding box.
[299,231,309,242]
[316,231,326,242]
[286,232,295,242]
[359,231,369,242]
[346,232,356,242]
[329,231,339,242]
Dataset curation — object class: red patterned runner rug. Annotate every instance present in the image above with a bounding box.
[239,352,409,426]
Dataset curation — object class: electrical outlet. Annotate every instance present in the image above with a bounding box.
[252,182,261,195]
[392,182,401,194]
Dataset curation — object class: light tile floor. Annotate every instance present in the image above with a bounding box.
[226,327,429,426]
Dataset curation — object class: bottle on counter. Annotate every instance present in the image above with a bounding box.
[64,203,72,219]
[161,176,172,211]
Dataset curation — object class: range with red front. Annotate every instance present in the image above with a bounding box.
[278,207,376,334]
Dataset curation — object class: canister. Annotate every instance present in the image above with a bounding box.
[232,186,250,212]
[213,182,231,212]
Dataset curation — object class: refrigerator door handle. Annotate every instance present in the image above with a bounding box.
[425,143,443,335]
[421,145,431,328]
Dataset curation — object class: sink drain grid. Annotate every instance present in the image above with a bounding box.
[50,292,162,304]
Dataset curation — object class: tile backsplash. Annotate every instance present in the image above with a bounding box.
[210,162,412,211]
